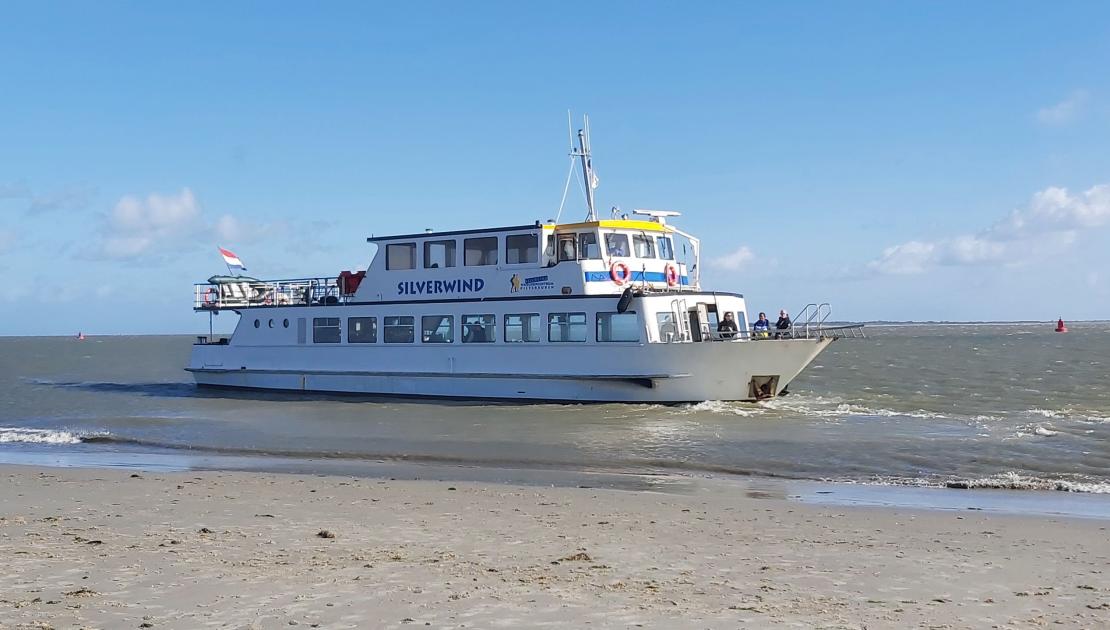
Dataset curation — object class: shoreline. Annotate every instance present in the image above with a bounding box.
[3,449,1109,521]
[2,464,1108,628]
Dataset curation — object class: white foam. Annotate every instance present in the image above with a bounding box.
[1034,425,1058,437]
[680,401,764,417]
[0,427,83,445]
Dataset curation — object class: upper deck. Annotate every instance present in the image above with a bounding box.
[195,217,700,310]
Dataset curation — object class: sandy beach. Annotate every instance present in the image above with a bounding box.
[0,465,1107,629]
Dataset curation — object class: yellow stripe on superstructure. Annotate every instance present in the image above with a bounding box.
[554,219,670,232]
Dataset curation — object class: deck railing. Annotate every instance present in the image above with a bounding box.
[193,277,349,310]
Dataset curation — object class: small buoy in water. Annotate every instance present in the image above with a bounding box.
[1054,318,1068,333]
[76,332,86,340]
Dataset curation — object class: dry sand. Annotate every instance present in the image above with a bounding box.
[0,465,1107,629]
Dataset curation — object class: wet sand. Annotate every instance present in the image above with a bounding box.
[1,465,1107,629]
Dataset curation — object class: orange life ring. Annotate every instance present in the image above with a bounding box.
[665,264,679,287]
[203,287,218,306]
[610,262,631,285]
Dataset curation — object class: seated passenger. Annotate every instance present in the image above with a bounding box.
[775,310,792,339]
[752,312,771,338]
[717,312,738,339]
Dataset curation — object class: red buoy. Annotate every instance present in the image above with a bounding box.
[1055,318,1068,333]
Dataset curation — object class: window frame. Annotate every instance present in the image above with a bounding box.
[386,242,417,270]
[421,315,454,343]
[548,312,587,343]
[632,234,656,258]
[348,316,378,343]
[464,236,499,266]
[383,315,415,344]
[423,239,457,269]
[656,236,675,260]
[461,314,497,343]
[605,233,630,257]
[312,317,341,343]
[504,313,541,343]
[597,311,641,343]
[505,233,539,265]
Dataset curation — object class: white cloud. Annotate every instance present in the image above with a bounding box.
[1036,90,1089,125]
[711,245,755,270]
[870,184,1110,274]
[100,188,205,258]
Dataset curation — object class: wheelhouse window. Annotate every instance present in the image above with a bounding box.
[462,314,496,343]
[312,317,341,343]
[657,236,675,260]
[505,234,538,264]
[597,312,640,342]
[384,316,415,343]
[557,234,577,261]
[578,232,601,259]
[424,239,456,269]
[386,243,417,270]
[605,233,629,257]
[421,315,454,343]
[548,312,587,342]
[633,234,656,258]
[505,313,541,342]
[348,317,377,343]
[464,236,498,266]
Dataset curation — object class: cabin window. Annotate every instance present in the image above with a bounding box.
[578,233,601,259]
[505,313,541,342]
[424,239,456,269]
[464,237,498,266]
[656,312,678,341]
[548,312,587,342]
[386,243,417,270]
[633,234,656,258]
[597,312,640,342]
[557,234,578,261]
[736,311,748,336]
[312,317,341,343]
[506,234,538,264]
[421,315,454,343]
[383,316,415,343]
[605,233,629,257]
[657,236,675,260]
[348,317,377,343]
[462,314,496,343]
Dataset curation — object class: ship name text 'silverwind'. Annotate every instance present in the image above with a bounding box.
[397,278,486,296]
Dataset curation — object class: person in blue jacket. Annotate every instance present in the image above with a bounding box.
[752,312,771,338]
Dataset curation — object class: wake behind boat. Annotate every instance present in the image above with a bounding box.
[187,120,862,402]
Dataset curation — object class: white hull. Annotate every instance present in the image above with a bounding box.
[189,334,832,403]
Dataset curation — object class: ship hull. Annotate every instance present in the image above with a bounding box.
[188,337,833,403]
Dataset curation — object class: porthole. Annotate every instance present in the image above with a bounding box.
[283,319,290,328]
[254,319,260,328]
[268,319,275,328]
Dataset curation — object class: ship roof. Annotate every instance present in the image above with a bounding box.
[367,219,670,243]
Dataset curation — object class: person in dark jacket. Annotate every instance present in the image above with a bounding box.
[775,310,792,339]
[717,311,739,339]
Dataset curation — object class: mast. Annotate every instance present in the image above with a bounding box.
[573,115,597,221]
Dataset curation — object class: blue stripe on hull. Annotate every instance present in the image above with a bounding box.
[584,271,690,285]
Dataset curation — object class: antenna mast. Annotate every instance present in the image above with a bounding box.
[572,115,598,221]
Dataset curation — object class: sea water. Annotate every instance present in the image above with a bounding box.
[1,324,1108,499]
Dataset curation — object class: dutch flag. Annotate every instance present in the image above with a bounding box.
[218,247,247,273]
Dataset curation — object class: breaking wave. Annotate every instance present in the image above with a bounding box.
[0,427,86,445]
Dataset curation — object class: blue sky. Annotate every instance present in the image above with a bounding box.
[2,2,1109,335]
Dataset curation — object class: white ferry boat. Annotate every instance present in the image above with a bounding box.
[188,122,861,402]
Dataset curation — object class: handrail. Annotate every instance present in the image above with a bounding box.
[193,276,348,310]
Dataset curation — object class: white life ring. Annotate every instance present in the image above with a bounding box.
[610,262,631,285]
[665,264,679,287]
